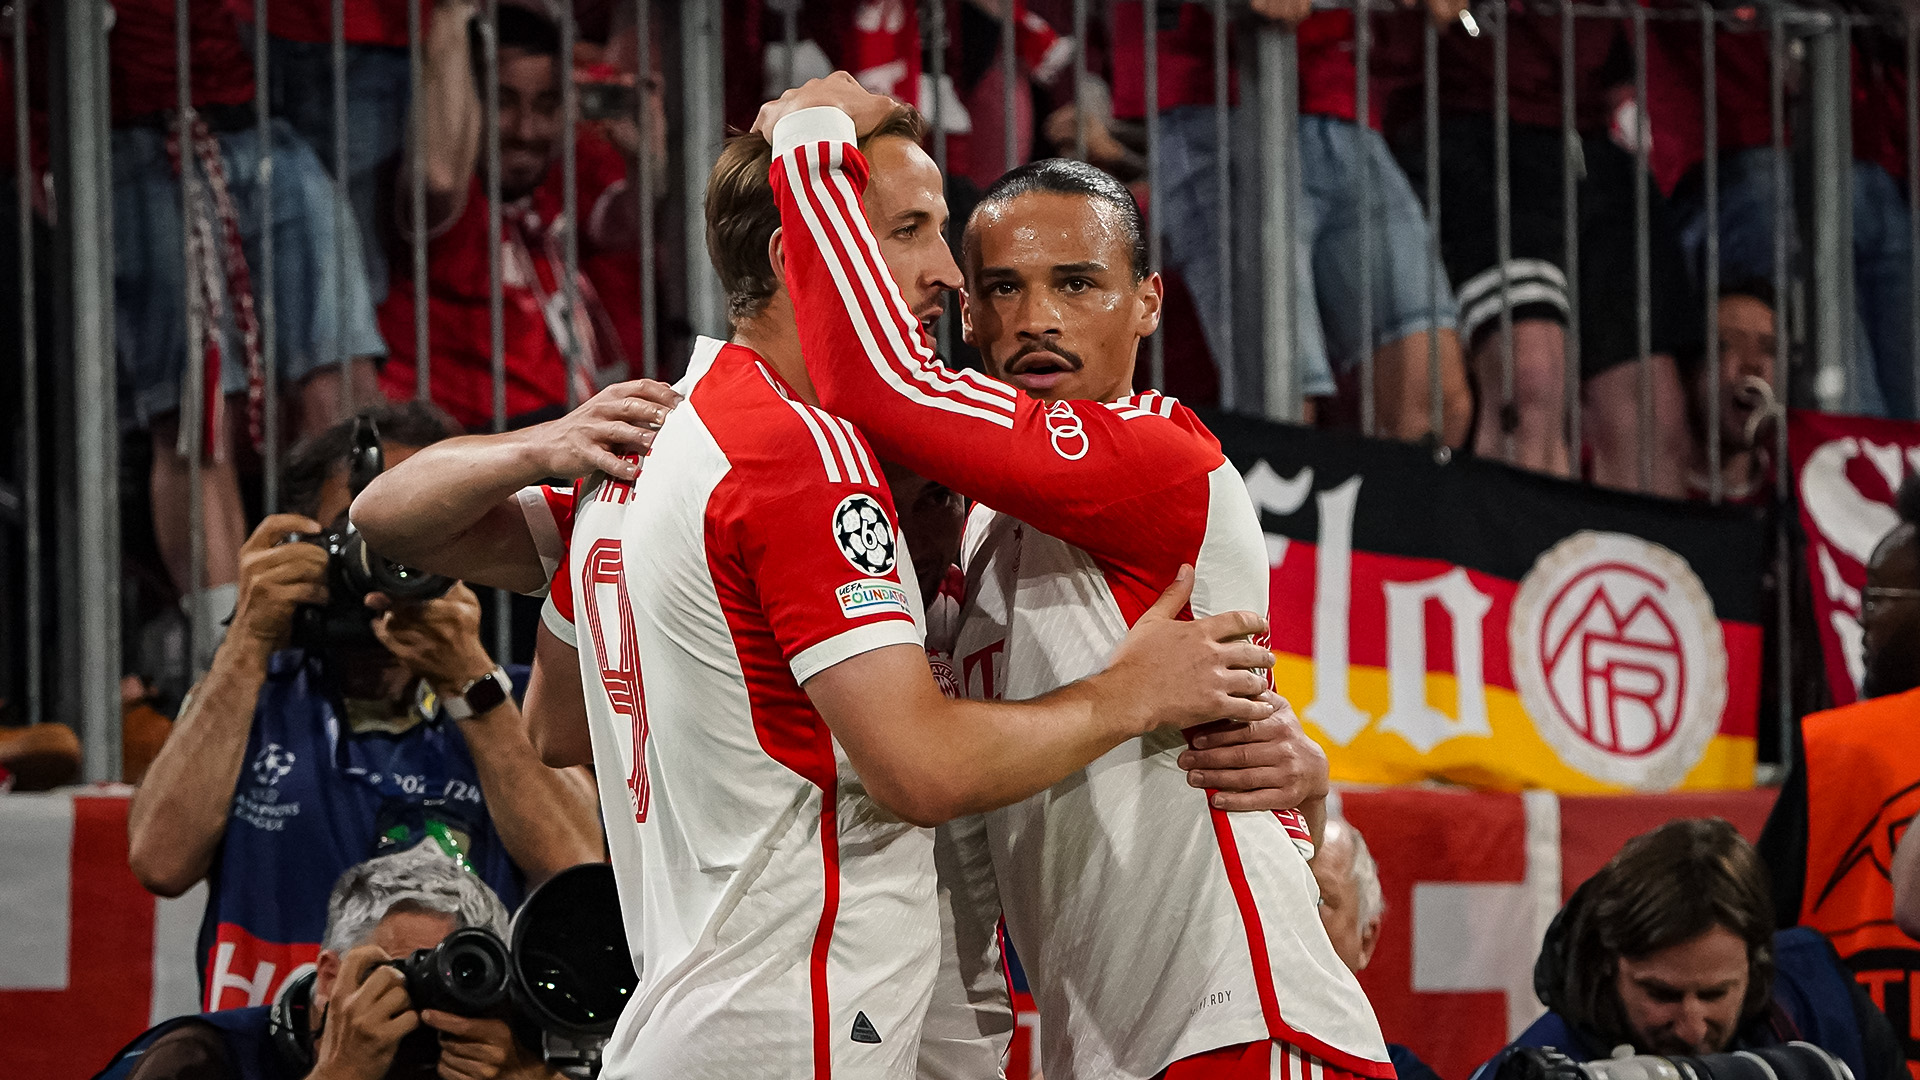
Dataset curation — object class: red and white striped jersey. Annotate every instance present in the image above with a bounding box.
[597,337,936,1079]
[770,108,1391,1080]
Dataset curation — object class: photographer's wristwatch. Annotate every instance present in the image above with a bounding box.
[440,667,512,721]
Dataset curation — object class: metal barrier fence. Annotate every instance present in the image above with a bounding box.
[3,0,1909,780]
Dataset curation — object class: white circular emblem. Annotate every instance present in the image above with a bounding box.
[1508,531,1727,790]
[832,493,896,576]
[252,742,295,787]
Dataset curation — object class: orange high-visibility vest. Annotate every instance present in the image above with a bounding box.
[1800,685,1920,1056]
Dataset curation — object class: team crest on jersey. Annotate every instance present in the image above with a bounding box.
[832,494,896,575]
[837,579,911,619]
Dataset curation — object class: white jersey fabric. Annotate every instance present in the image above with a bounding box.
[586,337,937,1079]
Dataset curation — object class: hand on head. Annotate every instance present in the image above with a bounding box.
[752,71,900,141]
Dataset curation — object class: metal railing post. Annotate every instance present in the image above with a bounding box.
[1075,0,1091,161]
[681,0,726,340]
[1256,20,1300,420]
[482,0,510,661]
[411,0,431,399]
[254,0,280,513]
[1003,1,1019,173]
[1561,0,1581,469]
[1427,14,1444,441]
[178,0,210,677]
[1214,0,1235,409]
[1632,4,1653,491]
[333,0,352,416]
[50,0,121,780]
[14,0,40,725]
[1806,16,1854,412]
[635,0,658,380]
[560,4,582,409]
[1144,0,1165,389]
[1356,0,1376,437]
[1703,1,1721,504]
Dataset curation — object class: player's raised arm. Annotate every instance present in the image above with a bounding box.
[761,86,1219,561]
[350,380,677,594]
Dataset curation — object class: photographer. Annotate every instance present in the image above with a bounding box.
[97,843,561,1080]
[127,402,602,1014]
[1476,820,1903,1080]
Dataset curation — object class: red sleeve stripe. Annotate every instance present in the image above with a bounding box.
[755,361,848,483]
[810,398,871,483]
[826,412,881,487]
[781,142,1018,427]
[815,143,1017,408]
[814,142,1017,410]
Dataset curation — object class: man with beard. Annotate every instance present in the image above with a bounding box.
[1479,820,1901,1080]
[376,2,661,430]
[1762,478,1920,1062]
[761,74,1382,1080]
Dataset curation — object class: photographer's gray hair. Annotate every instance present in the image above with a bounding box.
[322,842,510,955]
[1329,817,1386,928]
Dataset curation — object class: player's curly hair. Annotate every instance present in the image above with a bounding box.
[706,105,928,325]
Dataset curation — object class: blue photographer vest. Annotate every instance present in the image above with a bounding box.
[196,652,529,1012]
[91,1006,286,1080]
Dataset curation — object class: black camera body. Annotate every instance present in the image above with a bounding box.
[386,924,515,1016]
[290,416,452,651]
[268,865,635,1079]
[1496,1043,1855,1080]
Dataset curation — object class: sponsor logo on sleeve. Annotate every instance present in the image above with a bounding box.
[837,579,913,619]
[1044,400,1089,460]
[832,493,897,575]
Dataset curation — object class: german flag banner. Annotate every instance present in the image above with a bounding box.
[1204,413,1768,792]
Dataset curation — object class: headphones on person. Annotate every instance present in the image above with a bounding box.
[267,968,318,1073]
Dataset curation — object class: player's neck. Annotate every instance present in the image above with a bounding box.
[731,312,819,407]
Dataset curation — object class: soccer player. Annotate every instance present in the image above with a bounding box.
[759,75,1391,1080]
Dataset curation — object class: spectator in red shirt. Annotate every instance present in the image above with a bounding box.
[377,1,660,431]
[112,0,386,668]
[1399,4,1702,496]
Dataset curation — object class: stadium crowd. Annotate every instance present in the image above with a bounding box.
[4,1,1920,1078]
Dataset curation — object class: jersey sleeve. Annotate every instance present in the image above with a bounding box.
[540,562,579,648]
[515,484,576,596]
[723,467,924,685]
[768,108,1223,567]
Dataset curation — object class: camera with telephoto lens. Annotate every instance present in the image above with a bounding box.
[1496,1043,1855,1080]
[271,865,635,1078]
[290,416,452,649]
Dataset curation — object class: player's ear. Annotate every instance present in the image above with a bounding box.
[1133,271,1163,340]
[766,226,788,291]
[958,287,977,347]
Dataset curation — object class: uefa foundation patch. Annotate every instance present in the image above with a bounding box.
[837,579,912,619]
